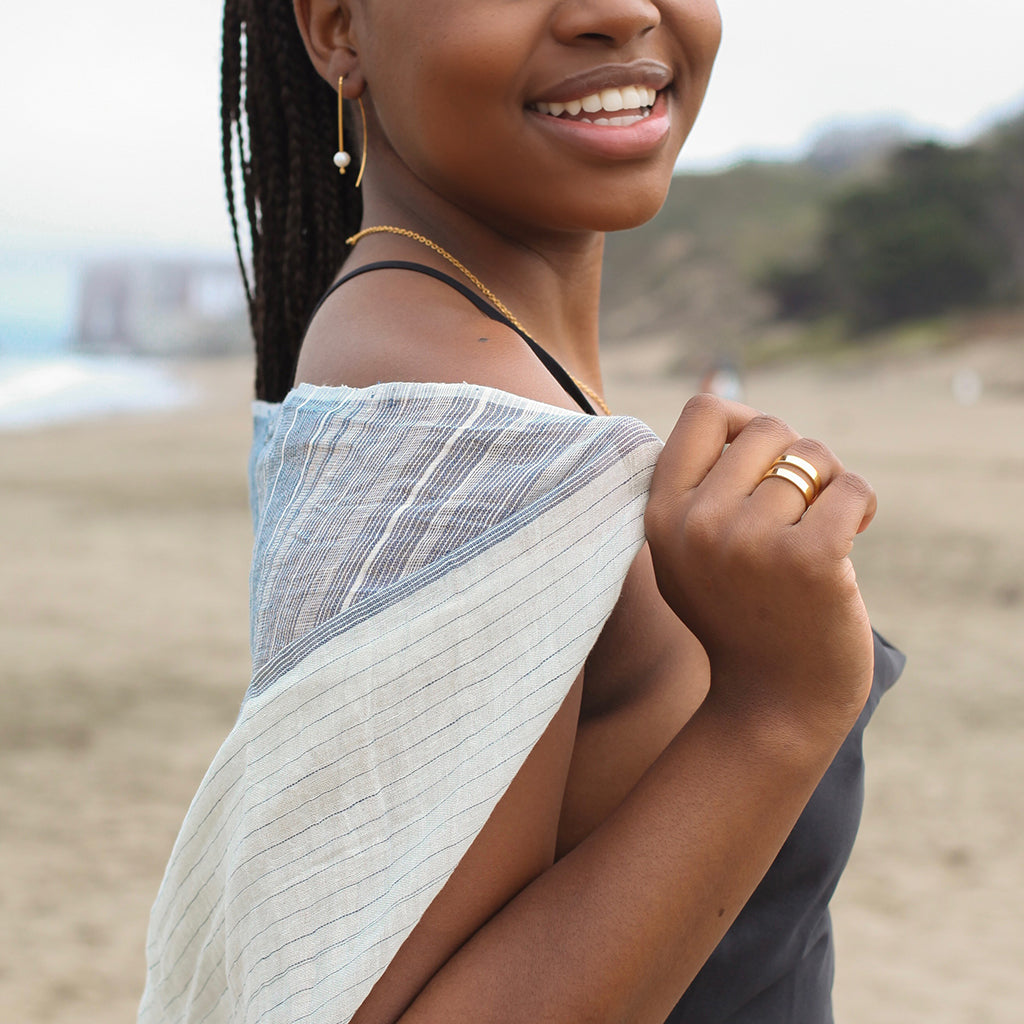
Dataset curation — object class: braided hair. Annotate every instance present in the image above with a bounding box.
[221,0,363,401]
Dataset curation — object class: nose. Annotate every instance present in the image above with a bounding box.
[551,0,662,49]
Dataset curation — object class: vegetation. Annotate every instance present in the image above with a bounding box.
[764,123,1024,331]
[601,108,1024,359]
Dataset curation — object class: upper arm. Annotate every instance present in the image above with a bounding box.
[351,671,584,1024]
[557,546,711,857]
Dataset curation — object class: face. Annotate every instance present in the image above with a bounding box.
[349,0,721,237]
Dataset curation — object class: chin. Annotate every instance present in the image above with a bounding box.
[564,181,674,234]
[592,201,670,233]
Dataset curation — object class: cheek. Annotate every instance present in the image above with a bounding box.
[365,17,530,175]
[670,0,723,90]
[661,1,721,148]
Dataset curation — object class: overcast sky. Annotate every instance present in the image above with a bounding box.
[1,0,1021,253]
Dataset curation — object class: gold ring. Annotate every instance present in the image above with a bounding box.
[773,454,823,495]
[760,465,817,506]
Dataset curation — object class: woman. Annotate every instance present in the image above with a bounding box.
[140,2,902,1022]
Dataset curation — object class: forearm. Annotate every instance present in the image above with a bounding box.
[400,698,850,1024]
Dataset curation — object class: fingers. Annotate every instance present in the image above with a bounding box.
[648,393,875,541]
[746,439,875,542]
[747,438,844,525]
[798,471,878,553]
[651,394,761,496]
[695,409,864,536]
[671,407,843,529]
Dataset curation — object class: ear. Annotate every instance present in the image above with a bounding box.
[293,0,365,96]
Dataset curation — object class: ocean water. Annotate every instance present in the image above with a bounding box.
[0,256,196,431]
[0,354,196,431]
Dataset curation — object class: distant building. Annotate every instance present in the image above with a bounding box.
[75,258,251,356]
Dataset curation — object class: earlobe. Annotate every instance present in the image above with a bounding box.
[292,0,364,93]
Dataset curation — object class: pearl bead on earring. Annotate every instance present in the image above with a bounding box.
[334,151,351,171]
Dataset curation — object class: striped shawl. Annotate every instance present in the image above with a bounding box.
[139,382,663,1023]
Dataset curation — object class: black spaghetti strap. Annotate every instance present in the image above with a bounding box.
[305,259,597,416]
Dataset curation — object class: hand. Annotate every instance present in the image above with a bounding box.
[645,394,877,738]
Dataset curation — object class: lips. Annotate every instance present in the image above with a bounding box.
[529,59,672,108]
[525,59,674,159]
[527,92,671,162]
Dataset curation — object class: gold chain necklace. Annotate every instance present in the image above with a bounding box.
[345,225,610,415]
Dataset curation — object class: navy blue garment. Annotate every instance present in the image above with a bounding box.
[665,630,905,1023]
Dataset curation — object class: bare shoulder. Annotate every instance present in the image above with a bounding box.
[294,264,583,412]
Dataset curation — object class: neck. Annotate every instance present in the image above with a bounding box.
[354,183,607,386]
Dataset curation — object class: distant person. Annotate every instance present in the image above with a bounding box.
[699,357,745,403]
[140,3,903,1022]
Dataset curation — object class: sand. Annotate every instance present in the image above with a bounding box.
[1,338,1021,1023]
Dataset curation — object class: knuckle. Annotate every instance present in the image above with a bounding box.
[682,392,723,418]
[833,470,874,503]
[791,437,836,471]
[746,413,799,445]
[680,496,727,552]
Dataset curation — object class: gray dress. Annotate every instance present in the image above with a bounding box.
[665,630,905,1023]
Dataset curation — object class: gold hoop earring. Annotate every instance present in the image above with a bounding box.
[333,76,351,174]
[354,95,367,188]
[333,77,368,189]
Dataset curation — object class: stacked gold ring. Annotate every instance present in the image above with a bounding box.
[760,453,823,507]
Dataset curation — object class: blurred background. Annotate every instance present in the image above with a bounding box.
[1,2,1021,1021]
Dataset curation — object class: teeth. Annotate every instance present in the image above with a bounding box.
[600,88,625,112]
[591,113,650,127]
[535,85,658,119]
[621,86,643,109]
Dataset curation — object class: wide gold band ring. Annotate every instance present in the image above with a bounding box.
[773,454,823,495]
[760,453,824,507]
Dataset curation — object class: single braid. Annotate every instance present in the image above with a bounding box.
[221,0,363,401]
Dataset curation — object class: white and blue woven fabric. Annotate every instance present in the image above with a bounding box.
[139,382,663,1024]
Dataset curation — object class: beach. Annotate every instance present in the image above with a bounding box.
[1,338,1021,1023]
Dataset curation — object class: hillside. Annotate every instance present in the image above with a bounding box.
[600,108,1024,365]
[600,161,838,357]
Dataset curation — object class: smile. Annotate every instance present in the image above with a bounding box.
[530,86,659,127]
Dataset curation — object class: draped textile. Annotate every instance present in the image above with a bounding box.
[138,382,662,1024]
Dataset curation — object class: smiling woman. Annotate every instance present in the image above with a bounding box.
[138,3,901,1023]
